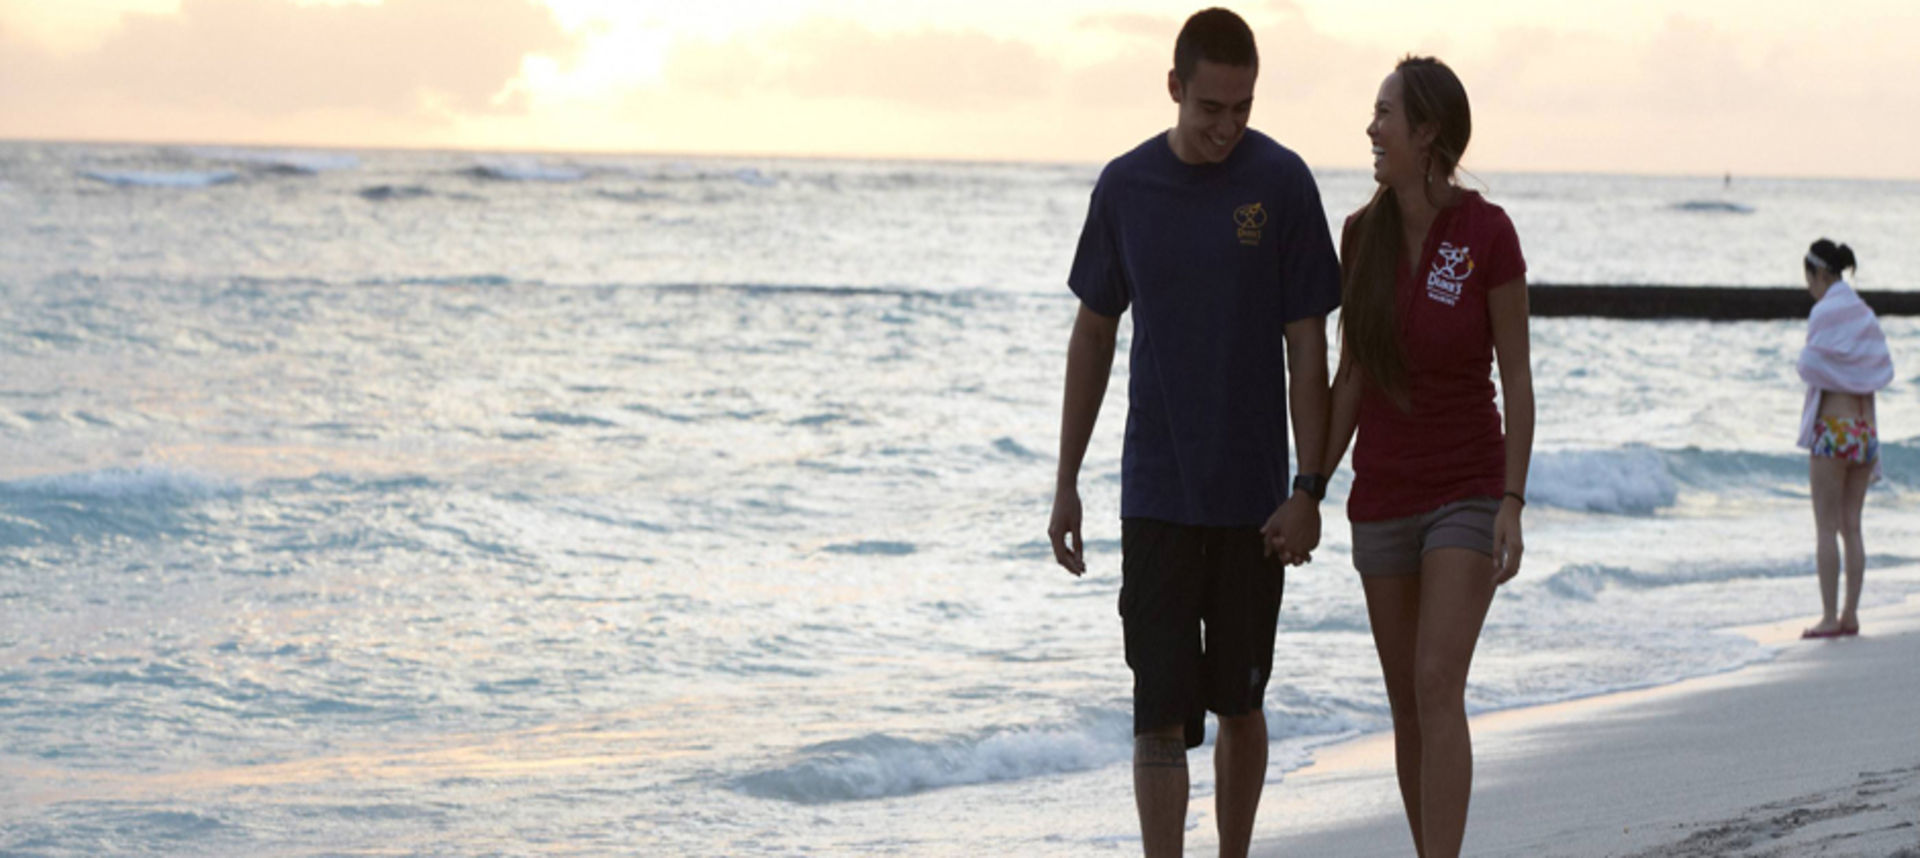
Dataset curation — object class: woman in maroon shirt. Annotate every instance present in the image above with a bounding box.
[1316,56,1535,858]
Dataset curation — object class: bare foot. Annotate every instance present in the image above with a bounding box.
[1838,616,1860,636]
[1802,618,1845,639]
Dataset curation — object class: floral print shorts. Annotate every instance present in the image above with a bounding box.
[1811,416,1879,465]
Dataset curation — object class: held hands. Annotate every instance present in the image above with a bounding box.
[1260,492,1320,566]
[1048,484,1086,576]
[1492,497,1524,585]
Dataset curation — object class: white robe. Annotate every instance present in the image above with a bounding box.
[1796,281,1893,472]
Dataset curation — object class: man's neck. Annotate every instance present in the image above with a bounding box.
[1164,129,1235,166]
[1164,129,1199,165]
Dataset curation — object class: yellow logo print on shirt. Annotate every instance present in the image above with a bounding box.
[1233,202,1266,246]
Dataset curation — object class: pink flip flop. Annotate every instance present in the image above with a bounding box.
[1801,627,1845,640]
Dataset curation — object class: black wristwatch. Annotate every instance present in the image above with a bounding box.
[1292,473,1328,503]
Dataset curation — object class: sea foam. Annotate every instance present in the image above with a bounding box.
[0,466,229,501]
[733,711,1132,804]
[1528,448,1678,514]
[81,170,239,188]
[188,147,361,174]
[0,467,232,548]
[1671,199,1755,214]
[1535,556,1882,601]
[462,160,587,182]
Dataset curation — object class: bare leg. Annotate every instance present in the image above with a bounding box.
[1808,456,1849,634]
[1411,547,1497,858]
[1213,710,1267,858]
[1838,462,1874,631]
[1135,727,1188,858]
[1361,574,1425,856]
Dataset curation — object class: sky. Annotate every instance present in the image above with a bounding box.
[1,0,1917,177]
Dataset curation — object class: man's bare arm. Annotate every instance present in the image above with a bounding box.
[1049,305,1120,576]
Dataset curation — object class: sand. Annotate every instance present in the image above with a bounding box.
[1254,595,1920,857]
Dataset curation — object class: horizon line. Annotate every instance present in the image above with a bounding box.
[4,133,1915,185]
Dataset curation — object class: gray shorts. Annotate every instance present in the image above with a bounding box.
[1351,497,1500,577]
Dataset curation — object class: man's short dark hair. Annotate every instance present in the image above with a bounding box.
[1173,8,1258,84]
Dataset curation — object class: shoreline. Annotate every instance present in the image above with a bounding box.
[1254,592,1920,857]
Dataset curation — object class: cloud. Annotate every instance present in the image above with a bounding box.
[666,19,1054,109]
[1074,13,1172,42]
[1456,14,1920,176]
[634,9,1387,164]
[0,0,574,136]
[3,1,1910,178]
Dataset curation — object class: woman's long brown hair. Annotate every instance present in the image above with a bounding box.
[1340,56,1472,407]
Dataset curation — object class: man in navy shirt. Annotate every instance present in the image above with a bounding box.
[1046,8,1339,856]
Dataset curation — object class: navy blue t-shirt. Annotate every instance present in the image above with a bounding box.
[1068,130,1341,527]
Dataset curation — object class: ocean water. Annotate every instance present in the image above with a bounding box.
[2,141,1919,856]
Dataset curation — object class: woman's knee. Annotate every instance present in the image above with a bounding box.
[1383,685,1419,730]
[1812,503,1842,532]
[1376,663,1417,712]
[1412,659,1467,717]
[1839,516,1862,538]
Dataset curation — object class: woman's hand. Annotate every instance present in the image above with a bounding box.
[1260,492,1320,566]
[1492,497,1524,585]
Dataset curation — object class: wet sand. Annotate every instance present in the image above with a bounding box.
[1255,593,1920,857]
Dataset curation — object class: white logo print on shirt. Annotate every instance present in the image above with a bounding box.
[1425,242,1474,306]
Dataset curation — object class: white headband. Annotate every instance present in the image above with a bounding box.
[1805,252,1830,270]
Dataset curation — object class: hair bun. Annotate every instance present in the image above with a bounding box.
[1808,238,1857,273]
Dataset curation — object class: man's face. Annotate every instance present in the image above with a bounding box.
[1168,59,1256,164]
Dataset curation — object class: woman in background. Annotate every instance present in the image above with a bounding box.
[1796,239,1893,639]
[1309,55,1533,858]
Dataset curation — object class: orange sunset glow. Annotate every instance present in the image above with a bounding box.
[2,0,1916,177]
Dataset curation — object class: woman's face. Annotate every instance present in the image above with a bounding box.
[1804,261,1836,296]
[1367,71,1429,186]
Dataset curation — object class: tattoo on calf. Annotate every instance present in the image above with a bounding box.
[1134,735,1188,769]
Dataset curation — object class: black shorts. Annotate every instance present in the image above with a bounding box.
[1119,518,1285,749]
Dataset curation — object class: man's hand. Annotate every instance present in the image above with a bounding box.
[1259,493,1320,566]
[1049,485,1086,576]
